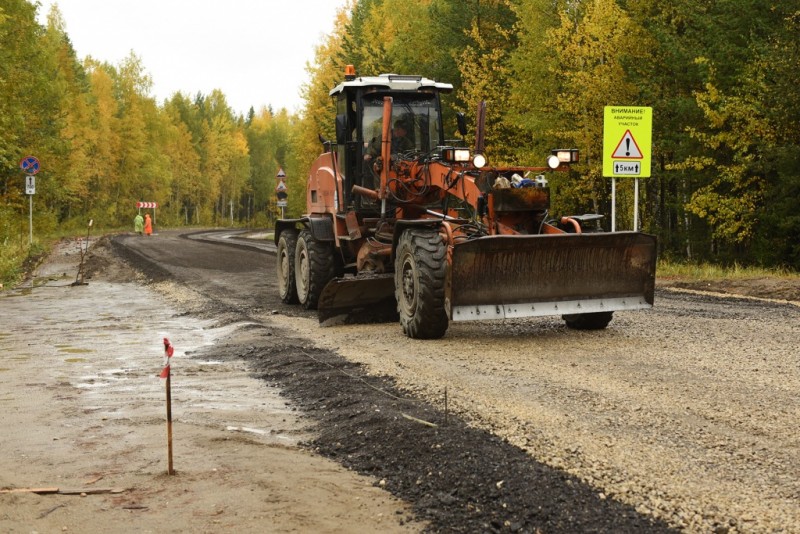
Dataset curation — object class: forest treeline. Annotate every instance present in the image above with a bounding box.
[1,0,798,272]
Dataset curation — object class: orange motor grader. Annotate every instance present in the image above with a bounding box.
[275,67,657,339]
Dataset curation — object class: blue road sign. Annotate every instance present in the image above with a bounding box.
[20,156,40,175]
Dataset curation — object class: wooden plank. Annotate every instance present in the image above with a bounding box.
[0,487,59,494]
[401,412,438,428]
[57,488,125,495]
[0,486,125,495]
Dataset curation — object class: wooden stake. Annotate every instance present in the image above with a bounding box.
[162,337,175,475]
[165,369,174,475]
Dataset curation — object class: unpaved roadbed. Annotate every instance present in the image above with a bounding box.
[5,231,798,533]
[122,231,800,533]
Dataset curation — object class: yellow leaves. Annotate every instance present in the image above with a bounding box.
[687,181,764,243]
[454,3,518,163]
[670,155,715,172]
[538,0,653,193]
[685,77,770,245]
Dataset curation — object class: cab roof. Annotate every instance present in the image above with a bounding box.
[329,73,453,97]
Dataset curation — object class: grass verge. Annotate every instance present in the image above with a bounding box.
[657,260,799,281]
[0,237,48,289]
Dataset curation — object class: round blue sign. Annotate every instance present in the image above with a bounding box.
[20,156,40,175]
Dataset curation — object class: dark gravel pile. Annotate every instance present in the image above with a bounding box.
[245,335,675,533]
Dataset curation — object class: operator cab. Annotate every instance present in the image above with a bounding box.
[330,68,453,210]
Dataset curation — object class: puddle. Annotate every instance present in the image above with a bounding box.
[226,426,294,442]
[76,373,129,388]
[227,425,268,435]
[59,347,93,354]
[100,368,130,375]
[1,277,307,447]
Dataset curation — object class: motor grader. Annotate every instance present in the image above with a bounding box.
[275,66,657,339]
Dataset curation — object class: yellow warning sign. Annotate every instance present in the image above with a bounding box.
[603,107,652,177]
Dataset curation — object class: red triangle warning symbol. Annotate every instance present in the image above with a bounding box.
[612,130,643,159]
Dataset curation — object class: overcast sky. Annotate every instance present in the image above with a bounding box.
[36,0,348,116]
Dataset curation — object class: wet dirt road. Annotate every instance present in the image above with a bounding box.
[4,229,799,533]
[0,234,422,533]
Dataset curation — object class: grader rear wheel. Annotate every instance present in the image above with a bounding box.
[295,230,339,310]
[277,231,298,304]
[394,228,449,339]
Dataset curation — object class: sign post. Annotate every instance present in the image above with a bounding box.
[276,168,288,219]
[603,107,652,232]
[20,156,41,244]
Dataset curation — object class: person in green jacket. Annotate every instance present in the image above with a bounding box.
[134,213,144,235]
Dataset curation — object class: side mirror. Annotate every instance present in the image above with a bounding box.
[318,133,332,150]
[456,112,467,137]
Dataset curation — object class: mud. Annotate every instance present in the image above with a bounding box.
[0,236,422,533]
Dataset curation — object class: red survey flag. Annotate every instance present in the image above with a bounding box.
[159,337,174,378]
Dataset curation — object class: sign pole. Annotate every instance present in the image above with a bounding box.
[634,178,640,232]
[276,168,288,221]
[20,157,40,244]
[611,178,616,233]
[29,194,33,244]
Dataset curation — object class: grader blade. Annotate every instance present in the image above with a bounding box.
[448,232,657,321]
[317,274,398,325]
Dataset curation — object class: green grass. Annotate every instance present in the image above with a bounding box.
[0,221,115,290]
[0,237,48,289]
[657,260,799,281]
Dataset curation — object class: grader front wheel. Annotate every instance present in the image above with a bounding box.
[394,228,449,339]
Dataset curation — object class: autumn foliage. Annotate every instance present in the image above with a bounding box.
[2,0,798,270]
